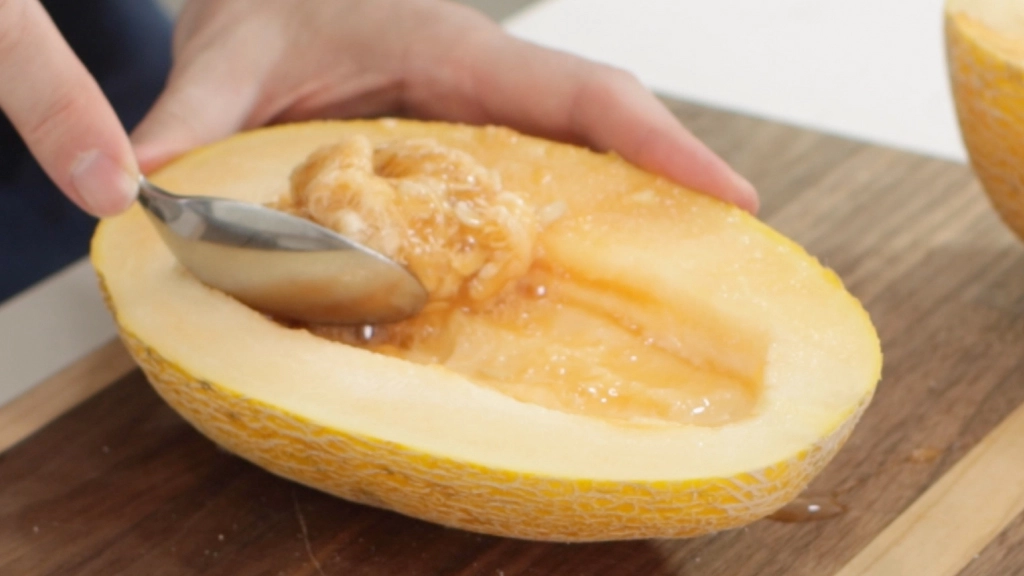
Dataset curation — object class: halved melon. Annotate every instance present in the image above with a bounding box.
[947,0,1024,240]
[91,120,881,541]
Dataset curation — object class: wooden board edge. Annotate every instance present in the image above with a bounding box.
[835,401,1024,576]
[0,338,136,454]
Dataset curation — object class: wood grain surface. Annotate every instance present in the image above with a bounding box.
[3,98,1024,576]
[0,339,134,453]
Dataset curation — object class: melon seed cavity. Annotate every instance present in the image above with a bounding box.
[269,136,760,427]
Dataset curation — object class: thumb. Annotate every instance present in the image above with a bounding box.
[131,54,261,174]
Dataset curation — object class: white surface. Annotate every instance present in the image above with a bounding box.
[506,0,967,161]
[0,259,117,407]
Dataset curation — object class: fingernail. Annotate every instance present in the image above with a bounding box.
[70,150,138,216]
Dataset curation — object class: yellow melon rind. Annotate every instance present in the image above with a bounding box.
[109,309,865,541]
[947,8,1024,240]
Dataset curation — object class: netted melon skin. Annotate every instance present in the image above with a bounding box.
[106,287,866,542]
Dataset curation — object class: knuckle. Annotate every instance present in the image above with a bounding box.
[597,66,641,93]
[569,66,634,133]
[604,65,638,83]
[569,64,660,156]
[577,65,638,105]
[23,90,79,146]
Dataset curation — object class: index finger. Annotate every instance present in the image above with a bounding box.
[0,0,138,216]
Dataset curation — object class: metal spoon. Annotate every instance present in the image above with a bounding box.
[137,176,428,325]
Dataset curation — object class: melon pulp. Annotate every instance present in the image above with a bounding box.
[947,0,1024,241]
[91,119,881,541]
[275,134,764,427]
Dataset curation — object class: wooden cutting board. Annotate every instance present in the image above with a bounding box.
[3,99,1024,576]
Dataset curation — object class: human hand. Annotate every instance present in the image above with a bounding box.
[0,0,139,217]
[133,0,758,212]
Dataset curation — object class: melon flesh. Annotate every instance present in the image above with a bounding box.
[278,134,761,426]
[91,120,881,541]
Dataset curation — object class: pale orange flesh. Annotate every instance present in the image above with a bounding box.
[276,138,759,426]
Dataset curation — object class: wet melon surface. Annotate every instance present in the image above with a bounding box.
[275,134,763,427]
[91,119,881,541]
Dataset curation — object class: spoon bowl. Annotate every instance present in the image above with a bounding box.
[137,176,427,325]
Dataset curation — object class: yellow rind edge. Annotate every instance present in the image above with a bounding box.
[92,267,869,541]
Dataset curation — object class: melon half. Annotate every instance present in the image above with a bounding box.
[91,120,881,541]
[947,0,1024,241]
